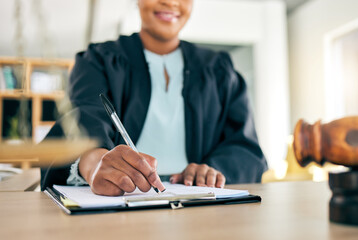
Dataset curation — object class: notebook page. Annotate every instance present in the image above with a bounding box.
[53,182,249,208]
[53,185,127,208]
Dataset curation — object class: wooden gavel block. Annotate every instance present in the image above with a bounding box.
[293,116,358,225]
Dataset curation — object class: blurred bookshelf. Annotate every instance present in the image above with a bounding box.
[0,57,74,147]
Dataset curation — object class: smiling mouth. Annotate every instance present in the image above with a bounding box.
[155,11,180,23]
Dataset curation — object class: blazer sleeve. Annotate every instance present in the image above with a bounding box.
[66,44,116,150]
[203,52,268,184]
[41,44,116,190]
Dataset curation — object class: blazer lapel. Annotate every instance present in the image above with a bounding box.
[119,33,151,145]
[181,41,204,164]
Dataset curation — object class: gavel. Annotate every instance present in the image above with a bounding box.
[293,116,358,225]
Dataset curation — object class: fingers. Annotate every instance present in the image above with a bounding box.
[170,173,183,184]
[107,161,151,192]
[105,170,136,193]
[109,154,151,192]
[215,173,226,188]
[183,163,198,186]
[181,163,225,188]
[90,145,165,196]
[108,145,165,191]
[89,143,226,197]
[90,171,125,196]
[137,152,165,191]
[92,180,124,196]
[116,146,165,191]
[195,164,210,187]
[141,153,157,169]
[206,169,217,188]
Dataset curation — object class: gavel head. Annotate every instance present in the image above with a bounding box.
[293,117,358,168]
[293,119,322,167]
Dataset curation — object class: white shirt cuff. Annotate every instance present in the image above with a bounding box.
[66,158,88,186]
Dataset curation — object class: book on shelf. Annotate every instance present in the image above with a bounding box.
[31,71,63,93]
[0,67,6,90]
[2,66,17,90]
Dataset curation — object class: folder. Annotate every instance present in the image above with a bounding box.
[45,182,261,215]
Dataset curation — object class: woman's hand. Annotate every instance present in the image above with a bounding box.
[169,163,226,188]
[79,145,165,196]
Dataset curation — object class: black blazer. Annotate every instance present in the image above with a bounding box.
[41,33,267,190]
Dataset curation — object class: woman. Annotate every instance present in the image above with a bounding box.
[41,0,267,196]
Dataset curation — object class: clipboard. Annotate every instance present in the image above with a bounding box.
[44,186,261,215]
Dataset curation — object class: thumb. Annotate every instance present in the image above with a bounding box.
[170,173,184,184]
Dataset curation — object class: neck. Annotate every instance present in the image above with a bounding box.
[139,30,180,55]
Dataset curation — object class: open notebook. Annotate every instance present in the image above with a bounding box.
[46,182,261,214]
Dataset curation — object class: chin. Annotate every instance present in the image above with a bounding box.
[152,29,180,42]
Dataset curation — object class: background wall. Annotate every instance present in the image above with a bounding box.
[288,0,358,128]
[0,0,133,58]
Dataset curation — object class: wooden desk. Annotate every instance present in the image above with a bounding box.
[0,168,40,191]
[0,181,357,240]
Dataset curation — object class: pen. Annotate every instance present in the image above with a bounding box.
[99,93,164,194]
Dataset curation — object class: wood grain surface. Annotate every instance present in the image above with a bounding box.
[1,181,358,240]
[0,168,40,191]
